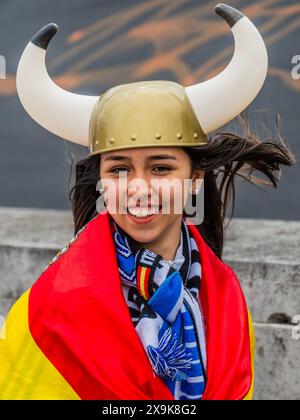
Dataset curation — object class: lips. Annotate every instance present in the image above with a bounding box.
[127,211,158,225]
[127,206,160,218]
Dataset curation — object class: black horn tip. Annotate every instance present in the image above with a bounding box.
[31,23,59,50]
[215,3,244,28]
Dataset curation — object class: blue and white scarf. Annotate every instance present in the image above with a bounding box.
[112,220,207,400]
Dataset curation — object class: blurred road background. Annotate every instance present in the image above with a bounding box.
[0,0,299,219]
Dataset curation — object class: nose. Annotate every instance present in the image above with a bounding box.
[127,170,162,208]
[128,177,151,204]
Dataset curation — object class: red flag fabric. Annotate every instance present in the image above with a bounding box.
[0,212,254,399]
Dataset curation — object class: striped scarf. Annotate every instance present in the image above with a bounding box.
[112,220,207,400]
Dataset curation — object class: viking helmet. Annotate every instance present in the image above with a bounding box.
[16,3,268,155]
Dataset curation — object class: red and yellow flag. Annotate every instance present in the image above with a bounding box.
[0,212,255,400]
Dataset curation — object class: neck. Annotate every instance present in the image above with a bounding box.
[137,219,182,261]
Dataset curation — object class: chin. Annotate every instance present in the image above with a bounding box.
[124,224,161,244]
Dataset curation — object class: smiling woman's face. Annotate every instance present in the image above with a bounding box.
[100,147,203,249]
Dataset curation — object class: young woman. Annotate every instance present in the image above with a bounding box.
[0,4,295,400]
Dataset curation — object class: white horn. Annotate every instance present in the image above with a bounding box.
[185,3,268,134]
[16,23,99,146]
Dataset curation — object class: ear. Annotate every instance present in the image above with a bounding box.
[192,169,205,191]
[192,169,205,180]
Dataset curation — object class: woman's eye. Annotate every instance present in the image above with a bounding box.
[108,166,171,174]
[110,167,129,175]
[152,166,171,173]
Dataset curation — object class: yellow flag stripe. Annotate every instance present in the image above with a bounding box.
[0,289,80,400]
[243,309,255,400]
[0,290,39,399]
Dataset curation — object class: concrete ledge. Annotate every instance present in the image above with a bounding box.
[254,323,300,400]
[0,207,74,249]
[223,218,300,324]
[223,218,300,265]
[225,259,300,323]
[0,207,74,301]
[0,207,299,400]
[0,244,56,299]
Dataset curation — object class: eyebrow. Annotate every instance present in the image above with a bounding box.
[103,154,178,162]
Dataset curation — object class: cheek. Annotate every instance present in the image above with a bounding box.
[106,188,129,220]
[160,176,190,211]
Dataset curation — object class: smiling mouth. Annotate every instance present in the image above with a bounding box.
[127,206,161,219]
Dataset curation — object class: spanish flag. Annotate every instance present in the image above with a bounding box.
[0,212,255,400]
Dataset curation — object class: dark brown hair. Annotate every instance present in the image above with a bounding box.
[68,112,296,260]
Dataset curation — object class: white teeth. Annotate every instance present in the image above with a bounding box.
[128,207,160,218]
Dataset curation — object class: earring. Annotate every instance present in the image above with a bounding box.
[193,188,200,195]
[97,179,104,195]
[96,180,106,213]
